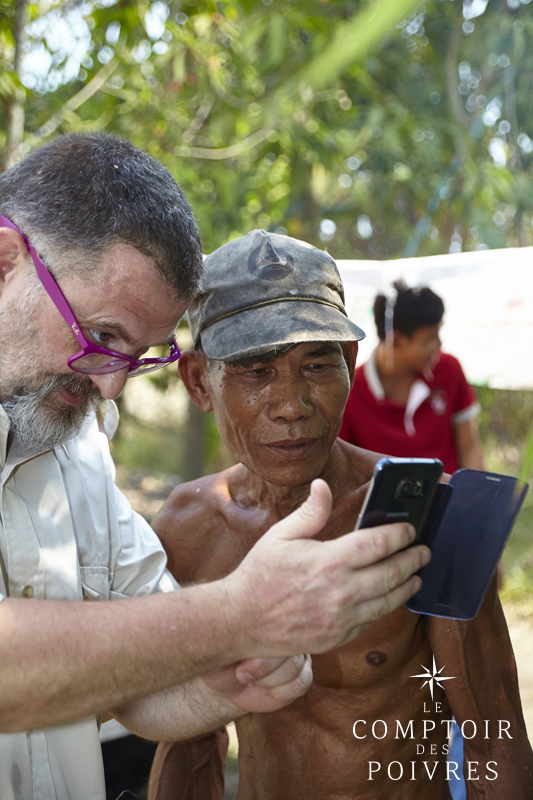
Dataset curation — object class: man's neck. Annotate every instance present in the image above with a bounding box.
[230,440,351,519]
[375,342,418,380]
[374,343,418,405]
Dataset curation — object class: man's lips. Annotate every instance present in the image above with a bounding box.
[56,388,87,406]
[262,437,318,460]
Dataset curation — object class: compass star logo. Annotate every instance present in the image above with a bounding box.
[410,656,456,699]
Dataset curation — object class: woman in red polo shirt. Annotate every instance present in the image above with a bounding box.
[339,280,484,474]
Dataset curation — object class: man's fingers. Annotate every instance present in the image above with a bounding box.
[257,655,313,703]
[201,663,243,697]
[344,544,430,603]
[333,522,420,570]
[235,657,291,685]
[341,575,423,645]
[239,655,308,689]
[261,479,332,543]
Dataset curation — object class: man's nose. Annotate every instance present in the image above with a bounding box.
[88,368,129,400]
[267,377,313,421]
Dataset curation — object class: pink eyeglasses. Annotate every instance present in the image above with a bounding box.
[0,215,181,376]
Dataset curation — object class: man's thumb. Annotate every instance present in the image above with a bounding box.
[263,479,332,542]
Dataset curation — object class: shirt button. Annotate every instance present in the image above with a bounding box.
[22,585,34,598]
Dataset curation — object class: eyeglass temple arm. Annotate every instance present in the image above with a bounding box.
[0,215,88,348]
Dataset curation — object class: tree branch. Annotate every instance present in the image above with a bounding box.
[11,57,119,164]
[182,96,214,144]
[172,121,283,160]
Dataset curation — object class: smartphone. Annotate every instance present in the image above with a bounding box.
[357,457,444,540]
[406,469,529,620]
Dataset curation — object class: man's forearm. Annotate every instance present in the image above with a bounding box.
[0,582,243,733]
[455,418,485,470]
[0,482,427,733]
[112,654,313,741]
[111,678,245,742]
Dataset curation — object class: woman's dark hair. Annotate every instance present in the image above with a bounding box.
[374,280,444,341]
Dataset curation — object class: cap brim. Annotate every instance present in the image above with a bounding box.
[199,300,366,361]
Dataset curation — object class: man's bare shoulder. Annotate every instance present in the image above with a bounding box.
[152,465,241,581]
[335,438,386,492]
[340,439,385,469]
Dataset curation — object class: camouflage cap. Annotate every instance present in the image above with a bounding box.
[187,229,365,361]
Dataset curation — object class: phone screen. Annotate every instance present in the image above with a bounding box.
[407,469,528,620]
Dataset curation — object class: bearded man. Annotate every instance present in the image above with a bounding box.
[149,230,533,800]
[0,137,427,800]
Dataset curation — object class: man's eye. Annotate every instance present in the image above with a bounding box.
[88,329,113,345]
[248,367,268,375]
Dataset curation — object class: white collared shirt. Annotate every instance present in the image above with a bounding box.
[0,403,176,800]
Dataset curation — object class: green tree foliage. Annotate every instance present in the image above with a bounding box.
[2,0,533,259]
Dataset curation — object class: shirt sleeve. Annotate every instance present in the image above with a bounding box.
[61,408,180,603]
[97,404,180,598]
[109,483,180,600]
[449,356,480,424]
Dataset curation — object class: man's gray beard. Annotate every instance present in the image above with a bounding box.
[1,374,102,451]
[0,278,102,450]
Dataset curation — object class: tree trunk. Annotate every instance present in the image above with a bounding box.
[181,399,206,482]
[2,0,28,172]
[445,11,470,131]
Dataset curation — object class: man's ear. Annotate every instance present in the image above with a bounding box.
[393,330,412,353]
[0,227,28,298]
[0,227,28,294]
[343,341,359,387]
[178,350,214,413]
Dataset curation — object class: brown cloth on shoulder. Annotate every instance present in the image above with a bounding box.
[148,727,229,800]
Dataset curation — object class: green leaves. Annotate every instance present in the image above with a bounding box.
[2,0,533,258]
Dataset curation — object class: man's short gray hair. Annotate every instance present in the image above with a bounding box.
[0,133,203,298]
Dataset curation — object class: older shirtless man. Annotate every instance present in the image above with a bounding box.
[149,231,532,799]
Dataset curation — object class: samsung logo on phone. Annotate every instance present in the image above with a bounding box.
[386,512,410,518]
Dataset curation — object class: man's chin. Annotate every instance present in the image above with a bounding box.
[3,392,99,451]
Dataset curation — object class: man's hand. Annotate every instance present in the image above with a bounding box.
[111,656,313,740]
[224,478,430,658]
[201,655,313,715]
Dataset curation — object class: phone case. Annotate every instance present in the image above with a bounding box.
[406,469,529,620]
[357,457,444,540]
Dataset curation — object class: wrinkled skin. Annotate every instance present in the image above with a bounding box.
[148,343,532,800]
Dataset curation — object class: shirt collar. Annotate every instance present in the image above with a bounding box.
[364,348,433,437]
[0,402,60,476]
[364,348,386,401]
[0,405,10,470]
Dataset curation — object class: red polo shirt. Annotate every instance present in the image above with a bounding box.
[339,350,479,474]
